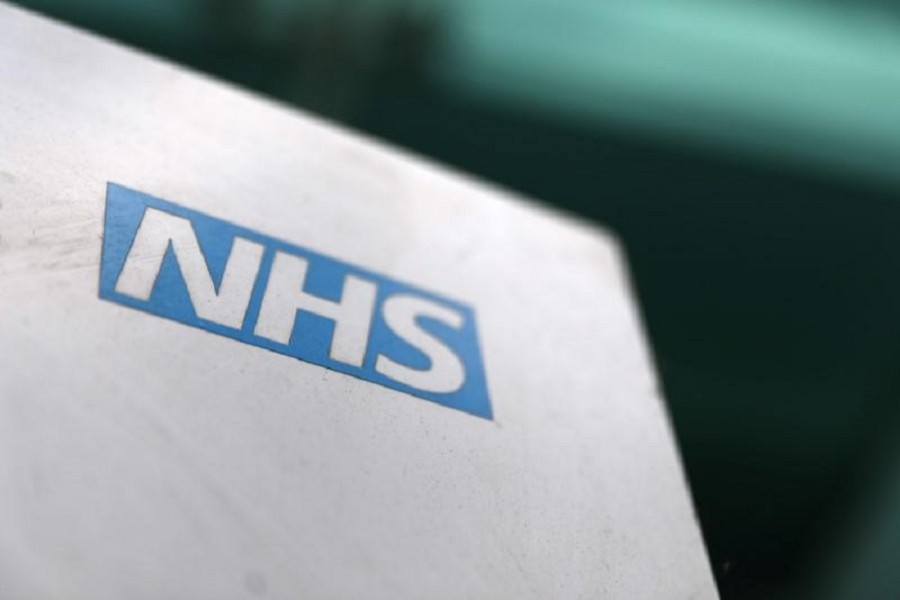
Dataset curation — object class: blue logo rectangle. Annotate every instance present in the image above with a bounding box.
[99,183,492,419]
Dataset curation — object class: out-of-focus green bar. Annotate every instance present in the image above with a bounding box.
[434,0,900,189]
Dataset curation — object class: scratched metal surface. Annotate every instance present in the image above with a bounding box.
[0,4,717,599]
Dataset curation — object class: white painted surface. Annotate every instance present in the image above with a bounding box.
[0,4,718,599]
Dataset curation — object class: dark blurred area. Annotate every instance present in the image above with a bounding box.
[12,0,900,597]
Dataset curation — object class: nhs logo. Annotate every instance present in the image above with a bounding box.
[99,184,492,419]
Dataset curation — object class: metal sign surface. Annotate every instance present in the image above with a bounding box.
[0,4,718,599]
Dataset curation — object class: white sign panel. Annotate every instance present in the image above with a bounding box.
[0,4,718,599]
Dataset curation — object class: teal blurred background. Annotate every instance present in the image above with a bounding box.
[11,1,900,597]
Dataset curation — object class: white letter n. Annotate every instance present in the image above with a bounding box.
[114,207,264,329]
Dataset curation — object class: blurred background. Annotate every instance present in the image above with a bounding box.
[10,0,900,597]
